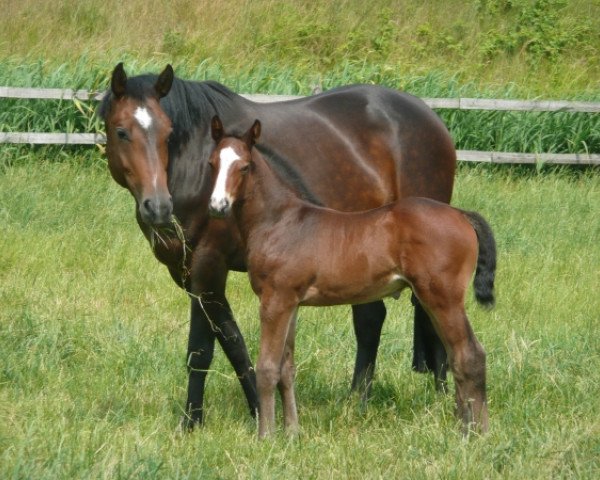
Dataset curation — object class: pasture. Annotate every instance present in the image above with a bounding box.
[1,152,598,478]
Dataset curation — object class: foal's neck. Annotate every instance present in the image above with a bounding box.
[236,150,305,231]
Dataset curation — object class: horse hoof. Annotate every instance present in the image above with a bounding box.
[179,414,202,433]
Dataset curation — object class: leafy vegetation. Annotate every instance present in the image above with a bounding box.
[0,57,599,159]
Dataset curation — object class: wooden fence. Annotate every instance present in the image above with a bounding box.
[1,86,599,165]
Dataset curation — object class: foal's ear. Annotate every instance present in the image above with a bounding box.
[111,62,127,98]
[247,119,261,146]
[155,64,174,98]
[211,115,224,142]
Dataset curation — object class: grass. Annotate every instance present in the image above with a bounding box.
[1,1,599,96]
[1,153,599,478]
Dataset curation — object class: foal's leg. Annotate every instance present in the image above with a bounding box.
[411,294,448,392]
[426,303,488,433]
[256,295,297,438]
[278,310,299,434]
[351,301,385,404]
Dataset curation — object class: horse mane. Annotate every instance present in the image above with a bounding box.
[255,144,323,207]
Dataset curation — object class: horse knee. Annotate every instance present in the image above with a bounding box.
[256,361,281,391]
[452,341,485,381]
[187,348,213,374]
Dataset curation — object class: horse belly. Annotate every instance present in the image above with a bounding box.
[300,272,409,307]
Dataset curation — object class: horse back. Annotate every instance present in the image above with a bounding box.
[241,85,456,212]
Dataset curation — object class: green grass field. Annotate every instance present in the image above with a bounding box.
[1,155,598,478]
[2,0,599,96]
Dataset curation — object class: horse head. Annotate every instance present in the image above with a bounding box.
[208,116,261,218]
[101,63,175,226]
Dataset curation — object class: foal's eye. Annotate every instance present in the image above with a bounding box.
[240,164,250,174]
[116,127,129,141]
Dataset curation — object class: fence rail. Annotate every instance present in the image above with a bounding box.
[2,86,599,164]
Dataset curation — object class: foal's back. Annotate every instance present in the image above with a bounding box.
[262,196,478,308]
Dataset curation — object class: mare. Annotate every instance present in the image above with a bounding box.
[98,63,457,429]
[207,118,496,437]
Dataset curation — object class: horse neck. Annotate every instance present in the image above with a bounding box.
[235,150,304,238]
[165,80,238,225]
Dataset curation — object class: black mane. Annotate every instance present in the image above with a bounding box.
[256,144,323,206]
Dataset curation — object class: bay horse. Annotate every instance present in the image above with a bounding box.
[98,63,457,429]
[207,118,496,437]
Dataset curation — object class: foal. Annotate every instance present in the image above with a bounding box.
[208,117,496,438]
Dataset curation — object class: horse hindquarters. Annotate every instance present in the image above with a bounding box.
[406,215,488,432]
[413,283,488,433]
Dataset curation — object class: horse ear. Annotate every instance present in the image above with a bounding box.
[111,62,127,98]
[211,115,224,142]
[248,119,261,145]
[155,64,174,98]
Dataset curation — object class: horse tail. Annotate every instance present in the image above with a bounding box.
[462,210,497,308]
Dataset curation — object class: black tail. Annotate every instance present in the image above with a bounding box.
[463,211,497,308]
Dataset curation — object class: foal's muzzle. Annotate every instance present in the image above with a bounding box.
[208,198,230,218]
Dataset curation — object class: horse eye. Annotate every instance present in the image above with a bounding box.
[116,127,129,141]
[240,164,250,174]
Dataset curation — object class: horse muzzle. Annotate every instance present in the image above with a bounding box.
[208,197,231,219]
[139,195,173,226]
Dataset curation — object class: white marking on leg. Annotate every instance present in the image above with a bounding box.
[210,146,240,211]
[134,107,153,130]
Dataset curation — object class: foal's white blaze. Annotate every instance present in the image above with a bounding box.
[134,107,153,130]
[210,146,240,211]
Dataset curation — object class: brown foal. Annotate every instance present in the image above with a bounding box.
[207,117,497,438]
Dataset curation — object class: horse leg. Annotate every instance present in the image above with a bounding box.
[256,294,297,439]
[210,296,259,418]
[277,310,299,435]
[182,297,216,430]
[351,301,385,404]
[447,317,487,434]
[425,302,488,434]
[412,294,448,392]
[184,256,257,429]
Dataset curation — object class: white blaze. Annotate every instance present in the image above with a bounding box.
[134,107,153,130]
[210,146,240,209]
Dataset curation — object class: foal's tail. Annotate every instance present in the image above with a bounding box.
[463,210,497,308]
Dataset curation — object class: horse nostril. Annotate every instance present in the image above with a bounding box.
[141,197,172,226]
[209,197,230,218]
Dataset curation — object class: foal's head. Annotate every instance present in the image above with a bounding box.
[208,116,261,218]
[100,63,174,226]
